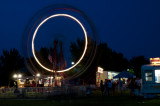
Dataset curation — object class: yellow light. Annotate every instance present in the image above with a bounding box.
[150,57,160,65]
[32,14,88,73]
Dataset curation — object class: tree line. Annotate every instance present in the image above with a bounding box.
[0,39,149,86]
[69,38,149,82]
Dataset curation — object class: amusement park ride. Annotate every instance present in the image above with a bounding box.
[20,6,97,88]
[30,13,88,87]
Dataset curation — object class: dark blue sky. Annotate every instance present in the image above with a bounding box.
[1,0,160,60]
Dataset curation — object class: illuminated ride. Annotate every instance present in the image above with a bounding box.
[32,14,88,73]
[22,6,97,82]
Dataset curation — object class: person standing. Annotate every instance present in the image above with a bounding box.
[135,78,141,92]
[112,80,116,95]
[128,79,135,96]
[105,79,109,96]
[108,80,112,96]
[100,80,104,96]
[119,78,123,95]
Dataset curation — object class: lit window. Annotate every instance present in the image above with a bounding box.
[155,70,160,83]
[145,70,153,81]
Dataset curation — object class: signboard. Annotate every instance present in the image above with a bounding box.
[98,67,103,73]
[150,57,160,65]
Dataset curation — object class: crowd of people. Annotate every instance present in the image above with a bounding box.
[100,79,115,96]
[100,78,141,96]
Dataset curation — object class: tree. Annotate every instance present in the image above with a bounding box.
[68,37,96,78]
[130,56,149,78]
[69,40,130,84]
[27,40,66,76]
[70,38,84,63]
[0,48,24,87]
[96,42,130,72]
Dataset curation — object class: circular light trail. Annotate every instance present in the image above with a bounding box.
[32,14,88,72]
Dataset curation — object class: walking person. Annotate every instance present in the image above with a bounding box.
[100,80,104,96]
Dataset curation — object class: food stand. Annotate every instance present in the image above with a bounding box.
[141,57,160,94]
[96,67,119,87]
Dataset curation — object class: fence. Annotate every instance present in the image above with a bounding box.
[0,86,88,99]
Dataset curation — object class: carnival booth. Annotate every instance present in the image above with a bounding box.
[141,57,160,94]
[14,75,63,88]
[96,67,119,87]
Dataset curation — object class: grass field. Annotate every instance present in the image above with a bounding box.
[0,96,160,106]
[0,90,160,106]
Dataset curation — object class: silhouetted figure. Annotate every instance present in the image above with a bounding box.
[135,78,141,91]
[112,80,116,95]
[108,80,112,96]
[128,79,135,95]
[119,78,123,92]
[14,88,20,98]
[32,80,36,87]
[86,85,91,96]
[105,79,109,96]
[22,88,26,98]
[100,80,104,96]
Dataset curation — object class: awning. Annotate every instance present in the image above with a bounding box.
[113,70,136,79]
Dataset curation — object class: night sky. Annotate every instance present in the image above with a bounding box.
[1,0,160,60]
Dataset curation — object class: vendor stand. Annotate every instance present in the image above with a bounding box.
[141,57,160,94]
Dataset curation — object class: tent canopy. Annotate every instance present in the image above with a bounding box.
[113,70,136,79]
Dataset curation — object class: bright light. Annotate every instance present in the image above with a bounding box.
[98,67,103,73]
[71,62,75,65]
[13,74,17,78]
[32,14,88,73]
[108,72,111,74]
[48,77,53,79]
[155,70,160,83]
[13,74,22,78]
[155,70,160,74]
[150,57,160,65]
[18,74,22,78]
[36,73,40,77]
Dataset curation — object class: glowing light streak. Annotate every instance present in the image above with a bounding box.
[32,14,88,72]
